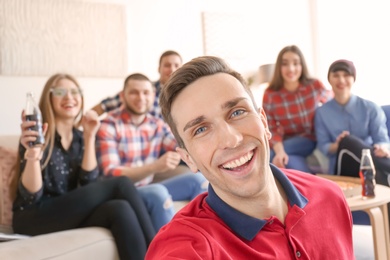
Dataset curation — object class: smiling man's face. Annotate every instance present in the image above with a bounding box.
[172,72,272,202]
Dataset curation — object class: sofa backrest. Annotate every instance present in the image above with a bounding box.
[0,135,19,150]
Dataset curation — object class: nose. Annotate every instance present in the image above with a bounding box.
[138,93,147,101]
[339,75,347,84]
[216,121,243,149]
[287,64,295,71]
[63,89,73,99]
[168,65,177,73]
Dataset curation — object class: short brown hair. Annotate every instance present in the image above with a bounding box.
[159,50,182,67]
[160,56,257,148]
[123,73,152,91]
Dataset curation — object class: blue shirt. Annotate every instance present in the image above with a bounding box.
[315,94,389,173]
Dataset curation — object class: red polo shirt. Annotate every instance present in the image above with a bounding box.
[146,165,354,260]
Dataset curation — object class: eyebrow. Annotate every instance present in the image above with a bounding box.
[221,97,246,110]
[182,97,247,133]
[183,115,206,133]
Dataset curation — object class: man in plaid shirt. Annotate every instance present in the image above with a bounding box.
[96,73,208,231]
[92,50,182,119]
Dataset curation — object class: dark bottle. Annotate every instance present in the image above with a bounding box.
[25,92,45,147]
[359,149,376,198]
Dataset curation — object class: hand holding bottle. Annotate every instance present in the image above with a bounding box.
[20,109,48,159]
[25,91,45,147]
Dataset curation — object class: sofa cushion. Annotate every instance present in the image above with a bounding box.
[0,146,18,232]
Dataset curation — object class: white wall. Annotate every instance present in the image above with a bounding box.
[315,0,390,106]
[1,0,387,136]
[0,0,313,135]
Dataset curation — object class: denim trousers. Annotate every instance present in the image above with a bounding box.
[270,136,316,173]
[137,172,207,231]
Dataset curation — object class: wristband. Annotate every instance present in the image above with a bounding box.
[24,149,43,161]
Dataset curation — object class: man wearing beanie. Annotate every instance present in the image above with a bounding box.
[315,59,390,223]
[327,59,356,81]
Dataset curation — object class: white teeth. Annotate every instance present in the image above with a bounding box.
[222,151,253,169]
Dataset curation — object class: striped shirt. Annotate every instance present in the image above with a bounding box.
[96,107,177,186]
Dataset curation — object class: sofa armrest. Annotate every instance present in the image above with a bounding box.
[307,148,329,174]
[312,149,329,174]
[0,146,18,232]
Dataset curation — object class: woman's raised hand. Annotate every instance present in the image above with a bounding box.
[81,110,100,138]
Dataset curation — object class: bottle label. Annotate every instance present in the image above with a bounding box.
[26,114,45,147]
[359,168,375,197]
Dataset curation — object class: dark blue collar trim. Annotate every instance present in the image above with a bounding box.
[206,164,308,241]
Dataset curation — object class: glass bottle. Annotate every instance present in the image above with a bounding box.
[25,92,45,147]
[359,149,376,198]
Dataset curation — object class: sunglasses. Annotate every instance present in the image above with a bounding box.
[50,88,82,97]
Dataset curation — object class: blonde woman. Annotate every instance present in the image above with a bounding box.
[12,73,155,259]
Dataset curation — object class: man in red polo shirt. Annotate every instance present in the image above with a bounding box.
[146,56,354,259]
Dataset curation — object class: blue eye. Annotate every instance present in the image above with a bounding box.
[194,126,206,136]
[231,109,244,117]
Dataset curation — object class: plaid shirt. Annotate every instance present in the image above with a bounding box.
[100,81,162,119]
[262,79,332,148]
[96,107,177,186]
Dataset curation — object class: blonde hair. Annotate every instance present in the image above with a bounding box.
[13,73,84,194]
[38,73,84,168]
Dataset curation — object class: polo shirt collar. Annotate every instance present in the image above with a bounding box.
[205,164,308,241]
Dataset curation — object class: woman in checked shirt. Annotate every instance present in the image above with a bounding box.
[262,45,332,173]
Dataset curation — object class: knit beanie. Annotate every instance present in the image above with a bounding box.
[327,59,356,82]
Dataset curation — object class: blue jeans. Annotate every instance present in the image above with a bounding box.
[270,136,316,173]
[137,172,207,231]
[160,172,208,201]
[137,184,174,232]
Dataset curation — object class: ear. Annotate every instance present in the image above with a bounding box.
[258,107,272,140]
[119,90,124,103]
[176,147,198,173]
